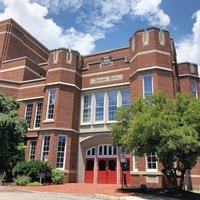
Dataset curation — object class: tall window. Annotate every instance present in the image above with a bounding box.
[143,74,153,98]
[47,89,56,119]
[34,102,42,128]
[133,155,138,171]
[108,91,117,121]
[146,153,157,171]
[191,80,197,98]
[29,141,37,160]
[41,136,50,161]
[25,103,33,128]
[56,135,67,169]
[121,89,130,107]
[95,93,104,122]
[83,95,92,122]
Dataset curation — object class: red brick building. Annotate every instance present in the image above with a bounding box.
[0,19,199,189]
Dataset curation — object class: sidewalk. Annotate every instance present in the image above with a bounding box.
[1,184,173,200]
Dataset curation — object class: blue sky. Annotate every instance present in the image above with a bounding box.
[0,0,199,68]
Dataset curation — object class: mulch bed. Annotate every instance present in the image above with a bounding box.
[117,187,200,200]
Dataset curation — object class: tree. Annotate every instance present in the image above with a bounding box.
[111,92,200,189]
[0,93,27,178]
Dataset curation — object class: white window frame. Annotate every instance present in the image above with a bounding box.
[81,87,130,125]
[86,147,96,158]
[24,103,33,128]
[29,140,37,160]
[46,89,56,120]
[82,94,92,124]
[133,154,139,172]
[145,153,158,172]
[56,135,67,170]
[191,79,198,98]
[94,92,105,123]
[98,144,117,157]
[41,135,50,162]
[107,90,118,122]
[121,89,130,107]
[142,74,153,99]
[34,102,43,128]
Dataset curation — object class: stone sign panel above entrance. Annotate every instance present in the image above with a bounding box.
[90,75,123,85]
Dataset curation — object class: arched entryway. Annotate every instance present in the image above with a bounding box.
[85,144,118,184]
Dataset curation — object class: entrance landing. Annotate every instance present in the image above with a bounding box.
[4,183,130,197]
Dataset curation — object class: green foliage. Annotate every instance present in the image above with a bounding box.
[0,93,27,177]
[12,160,52,182]
[111,92,200,189]
[26,182,43,186]
[51,169,64,184]
[0,171,6,180]
[14,175,31,186]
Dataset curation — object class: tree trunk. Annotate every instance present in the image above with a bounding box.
[179,170,186,190]
[162,168,178,189]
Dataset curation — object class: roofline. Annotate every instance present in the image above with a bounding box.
[177,62,198,66]
[84,46,129,58]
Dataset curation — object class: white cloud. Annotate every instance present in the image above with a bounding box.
[176,10,200,67]
[0,0,95,55]
[32,0,83,13]
[0,0,170,55]
[130,0,170,27]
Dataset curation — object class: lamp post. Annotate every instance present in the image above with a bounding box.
[120,148,127,188]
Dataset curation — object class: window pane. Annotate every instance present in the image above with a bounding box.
[147,153,157,170]
[42,136,50,161]
[121,89,130,107]
[56,136,66,168]
[35,102,42,128]
[143,75,153,98]
[25,103,33,128]
[108,91,117,121]
[191,80,197,98]
[95,93,104,121]
[29,141,37,160]
[83,95,92,122]
[47,89,56,119]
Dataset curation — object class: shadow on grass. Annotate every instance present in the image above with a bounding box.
[116,187,200,200]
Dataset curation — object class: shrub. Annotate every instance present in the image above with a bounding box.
[51,169,64,184]
[14,175,31,186]
[26,181,43,186]
[12,160,52,182]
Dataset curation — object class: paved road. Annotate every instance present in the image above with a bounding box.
[0,190,175,200]
[0,190,114,200]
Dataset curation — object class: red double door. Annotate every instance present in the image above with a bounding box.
[97,158,117,184]
[85,158,130,184]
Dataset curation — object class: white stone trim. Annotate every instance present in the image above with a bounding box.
[46,82,81,90]
[129,66,173,79]
[25,66,43,78]
[0,65,43,78]
[18,96,44,102]
[48,67,81,76]
[0,84,18,89]
[82,82,130,91]
[0,65,25,72]
[82,67,130,77]
[19,84,45,90]
[39,127,78,133]
[178,74,199,78]
[130,49,170,63]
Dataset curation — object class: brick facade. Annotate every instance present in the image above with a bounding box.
[0,18,199,188]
